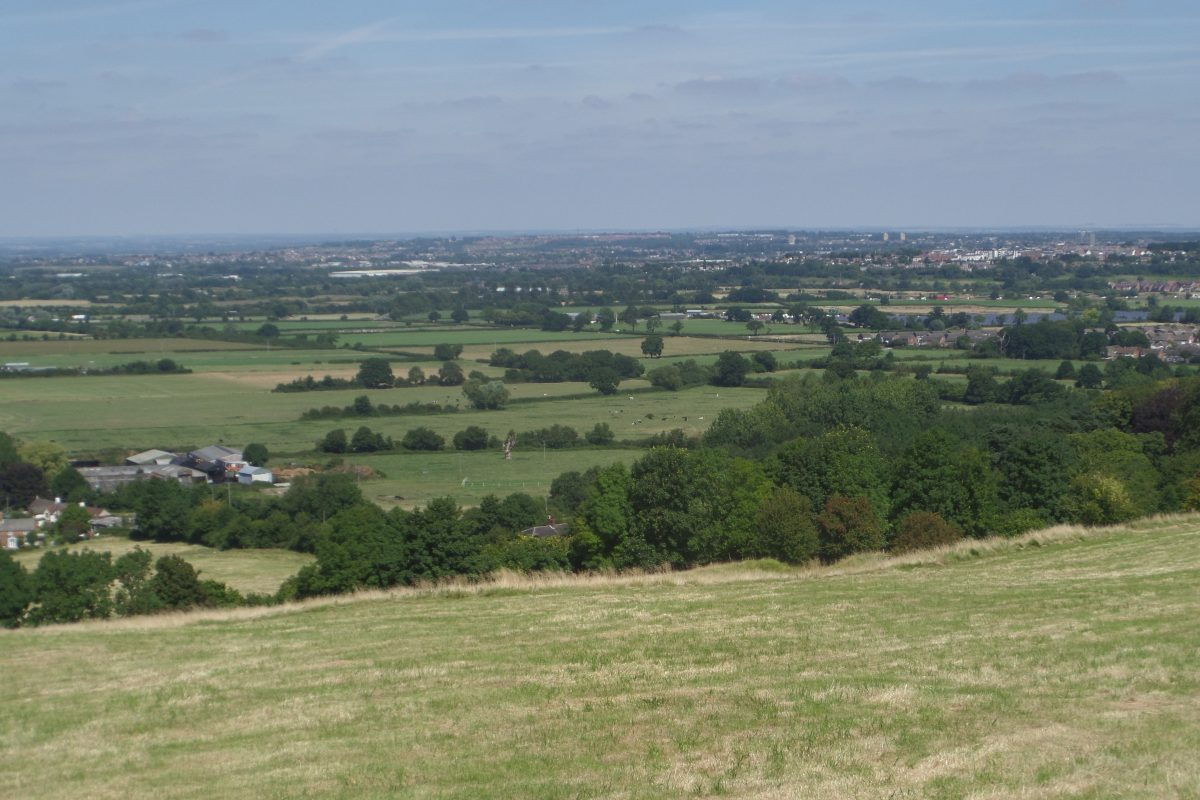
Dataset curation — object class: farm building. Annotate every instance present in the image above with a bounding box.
[126,449,177,466]
[237,465,273,485]
[176,445,245,481]
[78,464,208,493]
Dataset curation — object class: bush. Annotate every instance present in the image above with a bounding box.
[402,427,445,451]
[585,422,615,445]
[463,379,510,410]
[1065,473,1137,525]
[890,511,963,554]
[453,426,491,451]
[752,351,777,372]
[0,550,31,627]
[712,351,750,386]
[433,343,464,361]
[150,554,206,610]
[648,365,683,390]
[319,428,348,453]
[588,368,620,395]
[752,487,818,563]
[356,357,394,388]
[243,443,269,466]
[519,425,579,449]
[351,426,391,452]
[438,362,465,386]
[816,495,885,562]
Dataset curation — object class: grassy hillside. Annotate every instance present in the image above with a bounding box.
[2,516,1198,799]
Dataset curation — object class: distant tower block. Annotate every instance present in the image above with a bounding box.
[882,232,890,242]
[899,232,907,242]
[787,234,797,246]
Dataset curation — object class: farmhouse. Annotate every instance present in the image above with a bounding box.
[1,517,41,550]
[27,497,126,532]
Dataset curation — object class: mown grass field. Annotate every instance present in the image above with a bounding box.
[1,516,1197,799]
[12,537,311,596]
[345,447,642,508]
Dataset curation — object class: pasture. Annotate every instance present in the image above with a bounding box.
[332,327,625,348]
[1,515,1196,798]
[0,370,763,455]
[12,536,311,595]
[345,447,642,508]
[0,338,258,359]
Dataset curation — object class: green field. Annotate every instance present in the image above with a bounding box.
[12,537,311,595]
[1,515,1196,798]
[0,373,764,455]
[345,447,642,507]
[334,327,626,348]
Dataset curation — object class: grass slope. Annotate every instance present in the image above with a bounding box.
[2,516,1198,799]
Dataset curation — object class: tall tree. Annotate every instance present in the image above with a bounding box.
[356,357,395,388]
[640,335,664,358]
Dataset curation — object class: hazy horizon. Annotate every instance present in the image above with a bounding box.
[3,0,1198,236]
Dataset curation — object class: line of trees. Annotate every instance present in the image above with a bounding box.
[0,358,190,380]
[489,348,645,391]
[1,548,251,627]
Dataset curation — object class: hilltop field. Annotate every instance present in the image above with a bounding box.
[2,515,1197,799]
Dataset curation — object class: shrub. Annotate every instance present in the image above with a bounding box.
[752,487,818,563]
[463,379,510,410]
[402,427,445,451]
[1065,473,1137,525]
[890,511,963,554]
[243,443,269,466]
[585,422,615,445]
[433,343,464,361]
[648,365,683,390]
[712,351,750,387]
[439,362,465,386]
[319,428,348,453]
[0,551,31,628]
[816,495,885,562]
[752,351,777,372]
[356,358,394,388]
[588,368,620,395]
[453,426,490,451]
[351,426,391,452]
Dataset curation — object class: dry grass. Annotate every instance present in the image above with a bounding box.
[2,514,1198,799]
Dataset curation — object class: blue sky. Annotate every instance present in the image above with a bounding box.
[2,0,1198,235]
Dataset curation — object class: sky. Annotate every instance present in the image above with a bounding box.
[1,0,1198,236]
